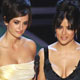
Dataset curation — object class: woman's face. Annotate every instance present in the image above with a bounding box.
[55,18,75,45]
[5,14,29,38]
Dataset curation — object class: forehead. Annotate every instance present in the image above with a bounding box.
[61,18,69,27]
[10,14,29,22]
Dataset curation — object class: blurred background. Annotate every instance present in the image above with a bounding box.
[31,0,58,44]
[29,0,58,51]
[0,0,59,52]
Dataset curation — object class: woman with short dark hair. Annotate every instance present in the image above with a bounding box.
[0,0,36,80]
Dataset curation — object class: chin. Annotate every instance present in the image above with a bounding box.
[13,34,21,38]
[59,41,70,46]
[61,43,68,46]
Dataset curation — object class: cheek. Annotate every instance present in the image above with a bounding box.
[9,23,16,28]
[23,26,28,31]
[56,30,61,36]
[68,32,74,37]
[7,24,13,30]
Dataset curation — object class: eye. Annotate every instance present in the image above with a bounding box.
[14,20,19,24]
[23,21,28,25]
[67,26,73,30]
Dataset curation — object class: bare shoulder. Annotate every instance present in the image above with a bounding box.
[48,42,57,53]
[39,42,57,58]
[76,42,80,50]
[20,36,36,56]
[21,36,36,47]
[38,48,45,66]
[38,48,46,80]
[75,42,80,52]
[73,42,80,59]
[39,48,44,59]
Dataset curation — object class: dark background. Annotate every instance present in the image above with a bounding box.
[28,0,58,45]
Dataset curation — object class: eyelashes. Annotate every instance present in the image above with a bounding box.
[14,21,19,24]
[23,21,28,25]
[14,20,28,25]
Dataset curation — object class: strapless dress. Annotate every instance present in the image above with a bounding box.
[0,61,35,80]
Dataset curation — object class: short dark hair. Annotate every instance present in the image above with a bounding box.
[53,0,80,31]
[1,0,32,26]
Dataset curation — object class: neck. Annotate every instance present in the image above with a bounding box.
[1,32,21,48]
[56,40,77,51]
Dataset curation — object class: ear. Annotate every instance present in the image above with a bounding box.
[3,16,8,26]
[4,21,8,26]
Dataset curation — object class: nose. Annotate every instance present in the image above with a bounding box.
[62,28,67,35]
[18,24,23,31]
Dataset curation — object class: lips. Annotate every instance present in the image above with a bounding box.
[16,31,23,34]
[61,36,68,40]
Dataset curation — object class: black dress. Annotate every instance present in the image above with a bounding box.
[44,47,80,80]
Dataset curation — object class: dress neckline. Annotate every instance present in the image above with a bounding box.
[0,60,34,68]
[49,60,80,80]
[44,47,80,79]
